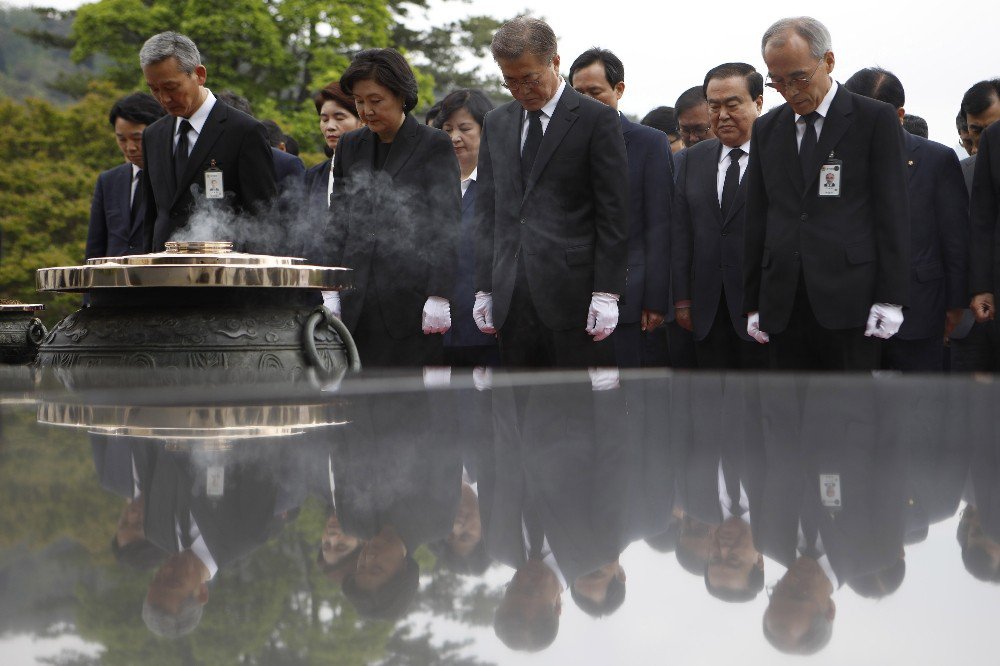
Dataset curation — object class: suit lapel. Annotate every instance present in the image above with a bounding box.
[117,164,134,230]
[523,87,580,200]
[804,86,853,196]
[506,102,525,200]
[775,106,803,192]
[461,179,476,213]
[700,140,725,227]
[151,119,175,206]
[383,114,420,177]
[171,102,226,209]
[904,132,920,184]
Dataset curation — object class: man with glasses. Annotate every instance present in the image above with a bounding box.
[473,17,629,368]
[742,16,909,370]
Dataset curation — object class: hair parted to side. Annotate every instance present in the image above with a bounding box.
[843,66,905,109]
[962,79,1000,117]
[703,62,764,99]
[340,48,419,114]
[139,32,201,72]
[108,92,166,127]
[433,88,495,130]
[675,86,708,117]
[761,17,832,59]
[314,82,359,118]
[490,16,557,63]
[568,47,624,87]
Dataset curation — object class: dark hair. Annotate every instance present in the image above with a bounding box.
[284,135,299,156]
[763,607,834,655]
[110,536,167,571]
[340,48,419,114]
[957,111,969,132]
[962,79,1000,118]
[568,47,624,87]
[494,598,559,651]
[313,81,359,118]
[424,101,442,125]
[902,114,928,139]
[675,85,707,117]
[843,67,905,109]
[433,89,495,130]
[570,572,626,617]
[261,119,285,148]
[342,555,420,620]
[643,520,682,552]
[704,561,765,603]
[490,16,557,63]
[847,557,906,598]
[703,62,764,100]
[962,544,1000,582]
[108,92,166,127]
[428,538,491,576]
[216,90,254,116]
[905,525,929,545]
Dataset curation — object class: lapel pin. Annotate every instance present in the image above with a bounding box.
[907,160,915,166]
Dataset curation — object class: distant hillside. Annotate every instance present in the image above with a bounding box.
[0,4,101,104]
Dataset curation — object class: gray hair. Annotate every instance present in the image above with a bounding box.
[142,594,204,638]
[490,16,557,63]
[139,31,202,73]
[761,17,832,59]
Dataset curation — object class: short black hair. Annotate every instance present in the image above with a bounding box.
[843,67,905,109]
[675,85,707,117]
[342,555,420,620]
[847,557,906,598]
[704,562,765,603]
[902,114,928,139]
[341,48,419,114]
[962,79,1000,117]
[957,111,969,132]
[962,543,1000,582]
[424,101,442,125]
[284,135,299,156]
[703,62,764,100]
[643,520,682,552]
[108,92,165,127]
[570,573,626,617]
[568,47,624,87]
[763,607,834,655]
[640,106,679,136]
[494,598,559,652]
[216,90,254,116]
[261,119,286,148]
[313,81,359,118]
[433,89,495,130]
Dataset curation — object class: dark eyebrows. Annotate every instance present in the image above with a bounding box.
[708,95,744,106]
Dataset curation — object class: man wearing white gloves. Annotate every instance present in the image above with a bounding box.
[473,17,628,367]
[742,17,910,370]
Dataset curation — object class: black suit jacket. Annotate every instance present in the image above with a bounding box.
[672,139,753,341]
[897,132,969,339]
[445,180,497,348]
[141,99,277,252]
[743,85,910,332]
[304,158,332,212]
[86,163,145,258]
[970,121,1000,296]
[272,147,305,189]
[620,115,672,322]
[327,114,461,336]
[474,86,629,331]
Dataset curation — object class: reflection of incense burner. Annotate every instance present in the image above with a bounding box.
[0,301,47,365]
[34,242,359,379]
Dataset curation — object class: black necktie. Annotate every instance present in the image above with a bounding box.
[130,169,143,224]
[174,119,192,188]
[799,111,819,187]
[521,110,543,188]
[800,520,821,560]
[720,148,744,218]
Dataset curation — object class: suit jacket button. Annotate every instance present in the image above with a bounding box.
[721,231,728,237]
[793,251,800,257]
[520,218,526,225]
[800,213,808,221]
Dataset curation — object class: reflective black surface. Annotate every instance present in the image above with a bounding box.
[0,366,996,664]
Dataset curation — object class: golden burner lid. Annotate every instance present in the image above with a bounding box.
[165,240,234,254]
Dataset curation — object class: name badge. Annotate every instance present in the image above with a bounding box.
[819,473,842,509]
[818,156,842,197]
[204,160,224,199]
[206,465,225,498]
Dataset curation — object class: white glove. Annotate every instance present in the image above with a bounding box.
[473,291,496,334]
[423,366,452,388]
[747,311,770,344]
[422,296,451,334]
[864,303,904,339]
[322,291,341,319]
[586,292,619,341]
[588,367,620,391]
[473,366,493,391]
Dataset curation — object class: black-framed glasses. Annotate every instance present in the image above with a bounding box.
[679,124,712,139]
[501,78,543,93]
[765,57,825,92]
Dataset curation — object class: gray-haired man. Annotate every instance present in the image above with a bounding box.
[138,31,276,252]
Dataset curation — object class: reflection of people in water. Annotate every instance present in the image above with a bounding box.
[494,557,563,652]
[111,494,166,570]
[676,514,715,576]
[143,549,211,638]
[571,559,626,617]
[317,511,363,583]
[958,506,1000,582]
[430,477,490,575]
[342,524,420,620]
[706,516,764,602]
[763,555,836,655]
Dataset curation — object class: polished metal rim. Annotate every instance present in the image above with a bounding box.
[36,264,353,291]
[0,303,46,312]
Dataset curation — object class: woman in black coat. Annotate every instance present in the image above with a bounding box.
[304,82,361,213]
[325,49,461,367]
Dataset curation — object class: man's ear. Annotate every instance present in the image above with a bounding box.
[615,81,625,101]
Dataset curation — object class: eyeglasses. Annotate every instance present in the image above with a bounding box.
[765,57,825,92]
[501,78,544,93]
[679,124,712,139]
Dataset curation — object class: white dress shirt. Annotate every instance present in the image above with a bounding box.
[519,78,567,151]
[173,89,218,156]
[794,81,838,149]
[521,520,568,590]
[717,460,751,523]
[461,167,478,197]
[716,141,752,205]
[797,522,839,589]
[326,155,336,207]
[130,163,142,208]
[182,514,219,580]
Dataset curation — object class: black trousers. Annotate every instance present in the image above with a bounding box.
[353,288,443,368]
[950,321,1000,372]
[665,320,698,368]
[768,275,879,371]
[614,321,643,368]
[499,259,616,368]
[882,335,944,372]
[695,291,769,369]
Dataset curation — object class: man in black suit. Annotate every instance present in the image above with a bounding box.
[672,63,768,369]
[473,17,629,368]
[568,48,672,368]
[743,17,910,370]
[86,93,165,259]
[138,32,277,252]
[844,68,968,372]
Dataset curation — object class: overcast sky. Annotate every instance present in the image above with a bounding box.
[9,0,999,151]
